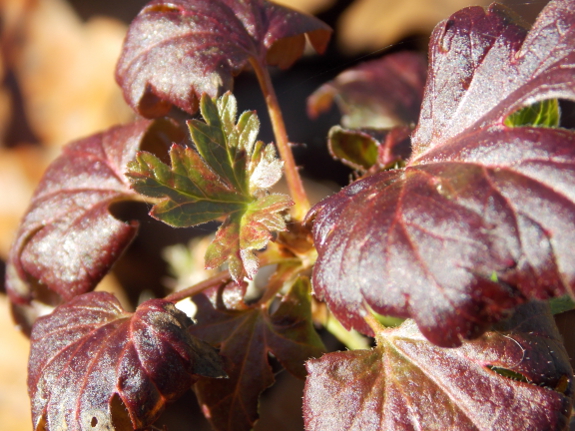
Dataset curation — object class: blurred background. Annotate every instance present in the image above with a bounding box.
[0,0,556,429]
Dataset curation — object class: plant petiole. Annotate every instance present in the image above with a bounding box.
[165,270,231,303]
[249,57,310,221]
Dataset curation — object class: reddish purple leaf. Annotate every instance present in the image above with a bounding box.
[304,302,573,431]
[28,291,225,431]
[308,0,575,346]
[5,120,182,327]
[116,0,331,117]
[307,51,427,129]
[189,278,325,431]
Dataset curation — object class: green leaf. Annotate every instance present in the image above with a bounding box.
[127,92,293,280]
[328,126,378,172]
[505,99,561,128]
[188,93,257,193]
[549,295,575,315]
[327,125,412,173]
[127,145,247,226]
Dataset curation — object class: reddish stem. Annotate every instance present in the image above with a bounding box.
[165,270,231,303]
[250,57,310,221]
[365,313,384,336]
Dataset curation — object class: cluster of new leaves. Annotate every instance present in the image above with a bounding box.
[127,93,293,281]
[28,292,225,431]
[308,0,575,347]
[189,277,325,431]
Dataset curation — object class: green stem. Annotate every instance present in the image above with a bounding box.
[250,57,310,221]
[165,270,230,303]
[325,312,370,350]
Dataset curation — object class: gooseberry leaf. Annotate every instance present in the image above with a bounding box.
[328,126,412,173]
[304,302,573,431]
[307,51,427,129]
[28,291,225,431]
[115,0,331,117]
[308,0,575,346]
[5,119,183,325]
[128,93,293,281]
[550,295,575,315]
[189,277,325,431]
[505,98,561,128]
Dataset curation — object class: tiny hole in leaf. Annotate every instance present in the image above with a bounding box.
[555,375,571,394]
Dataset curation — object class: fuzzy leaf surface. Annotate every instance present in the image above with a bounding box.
[116,0,331,117]
[28,291,225,431]
[304,302,573,431]
[190,278,325,431]
[308,0,575,346]
[307,51,427,129]
[128,93,292,281]
[5,120,182,314]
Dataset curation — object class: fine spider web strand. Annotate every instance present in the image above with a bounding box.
[495,331,528,369]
